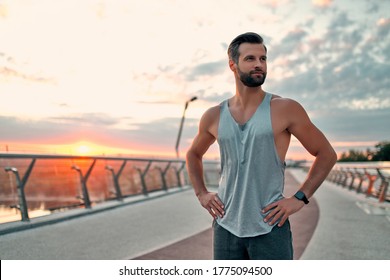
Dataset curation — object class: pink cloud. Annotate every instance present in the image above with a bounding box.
[377,18,390,27]
[312,0,332,8]
[0,4,7,18]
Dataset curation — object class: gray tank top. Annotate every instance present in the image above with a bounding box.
[216,92,285,237]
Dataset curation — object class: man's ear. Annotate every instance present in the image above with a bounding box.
[229,59,236,71]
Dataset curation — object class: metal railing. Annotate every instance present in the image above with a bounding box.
[0,153,220,223]
[303,163,390,203]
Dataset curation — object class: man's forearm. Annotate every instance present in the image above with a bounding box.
[186,151,208,197]
[300,147,337,198]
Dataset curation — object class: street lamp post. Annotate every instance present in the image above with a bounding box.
[175,96,197,158]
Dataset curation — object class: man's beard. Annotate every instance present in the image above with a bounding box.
[237,66,267,87]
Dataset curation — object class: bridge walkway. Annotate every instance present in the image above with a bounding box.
[0,169,389,260]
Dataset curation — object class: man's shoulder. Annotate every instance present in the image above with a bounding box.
[204,103,222,117]
[198,104,221,137]
[199,104,221,126]
[269,94,308,119]
[270,94,302,107]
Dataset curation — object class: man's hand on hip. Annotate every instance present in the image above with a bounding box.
[197,192,225,219]
[262,197,304,227]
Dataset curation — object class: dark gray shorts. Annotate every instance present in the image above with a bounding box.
[213,220,293,260]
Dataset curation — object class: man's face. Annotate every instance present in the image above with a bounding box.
[235,43,267,87]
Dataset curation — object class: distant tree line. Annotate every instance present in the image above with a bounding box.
[338,141,390,162]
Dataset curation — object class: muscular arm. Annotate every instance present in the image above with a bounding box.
[263,99,337,226]
[186,107,225,219]
[287,100,337,198]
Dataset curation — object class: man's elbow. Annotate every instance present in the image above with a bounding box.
[325,146,338,167]
[186,148,200,163]
[185,150,192,163]
[331,149,338,165]
[315,145,337,165]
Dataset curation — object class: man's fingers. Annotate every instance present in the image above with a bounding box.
[264,206,284,225]
[209,205,224,218]
[206,201,224,218]
[210,195,224,218]
[269,210,284,225]
[278,215,288,227]
[263,206,277,221]
[262,201,277,213]
[211,200,224,213]
[214,197,224,208]
[208,208,217,219]
[199,192,225,218]
[208,207,223,219]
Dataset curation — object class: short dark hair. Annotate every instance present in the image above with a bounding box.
[227,32,267,63]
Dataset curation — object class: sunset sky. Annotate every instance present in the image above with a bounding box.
[0,0,389,160]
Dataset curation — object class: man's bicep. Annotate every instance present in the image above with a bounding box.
[188,106,219,157]
[295,123,330,156]
[288,104,330,157]
[189,130,216,157]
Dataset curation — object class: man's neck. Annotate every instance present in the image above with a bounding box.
[233,85,265,109]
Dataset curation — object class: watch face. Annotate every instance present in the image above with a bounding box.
[296,192,304,200]
[295,191,309,204]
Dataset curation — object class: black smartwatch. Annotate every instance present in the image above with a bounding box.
[294,191,309,204]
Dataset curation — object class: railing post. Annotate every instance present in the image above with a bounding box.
[173,162,186,187]
[354,168,365,193]
[4,158,36,222]
[156,162,171,191]
[341,168,349,187]
[376,168,389,203]
[327,169,336,182]
[105,160,126,201]
[364,169,377,197]
[334,168,341,184]
[347,168,356,190]
[135,161,152,195]
[71,159,96,208]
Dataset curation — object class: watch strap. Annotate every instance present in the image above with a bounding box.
[294,191,309,204]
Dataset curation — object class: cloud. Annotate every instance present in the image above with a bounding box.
[261,0,291,10]
[0,66,55,83]
[183,60,226,81]
[312,0,332,8]
[0,114,190,155]
[366,2,379,13]
[328,11,354,30]
[262,6,389,152]
[271,28,308,57]
[49,113,121,126]
[190,88,232,104]
[311,108,390,143]
[0,53,55,84]
[377,18,390,37]
[267,7,390,113]
[0,116,77,143]
[0,4,7,18]
[136,100,175,105]
[0,113,133,145]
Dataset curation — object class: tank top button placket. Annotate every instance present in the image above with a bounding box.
[239,125,246,164]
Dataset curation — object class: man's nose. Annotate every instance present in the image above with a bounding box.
[254,62,264,70]
[255,59,265,68]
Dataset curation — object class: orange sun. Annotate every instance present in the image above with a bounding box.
[76,144,91,155]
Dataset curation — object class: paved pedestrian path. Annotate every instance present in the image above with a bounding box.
[0,187,212,259]
[290,169,390,259]
[0,169,389,260]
